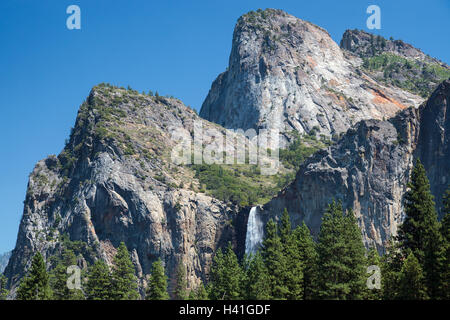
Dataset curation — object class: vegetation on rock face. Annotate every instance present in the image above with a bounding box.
[192,164,269,206]
[0,274,8,300]
[341,30,450,98]
[190,131,330,207]
[362,53,450,98]
[279,131,331,170]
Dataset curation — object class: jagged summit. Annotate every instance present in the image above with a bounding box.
[340,29,450,97]
[200,9,423,144]
[340,29,443,64]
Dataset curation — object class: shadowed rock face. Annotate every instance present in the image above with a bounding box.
[415,80,450,214]
[4,85,244,297]
[261,79,450,252]
[200,9,422,145]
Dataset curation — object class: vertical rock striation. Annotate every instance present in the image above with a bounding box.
[200,9,423,144]
[261,79,450,251]
[4,85,245,296]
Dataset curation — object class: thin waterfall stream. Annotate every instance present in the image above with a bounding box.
[245,206,264,255]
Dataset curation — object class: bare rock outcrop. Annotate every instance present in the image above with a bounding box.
[4,85,246,297]
[200,9,423,145]
[261,79,450,252]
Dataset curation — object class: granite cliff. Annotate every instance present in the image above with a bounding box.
[200,9,423,144]
[261,79,450,252]
[4,9,449,299]
[0,252,11,274]
[341,29,450,98]
[4,84,254,296]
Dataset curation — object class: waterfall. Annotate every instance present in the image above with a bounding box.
[245,206,264,256]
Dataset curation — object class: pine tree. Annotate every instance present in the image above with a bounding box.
[244,252,271,300]
[50,249,85,300]
[279,209,303,299]
[440,187,450,299]
[16,252,53,300]
[0,274,8,300]
[343,208,367,299]
[397,159,444,298]
[86,259,113,300]
[189,282,209,300]
[195,282,209,300]
[111,242,139,300]
[398,251,428,300]
[261,219,288,299]
[293,222,319,299]
[316,201,366,299]
[381,240,402,300]
[146,259,169,300]
[208,242,244,300]
[174,262,187,300]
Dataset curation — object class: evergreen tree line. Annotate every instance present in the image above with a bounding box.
[3,159,449,300]
[9,240,199,300]
[206,160,450,300]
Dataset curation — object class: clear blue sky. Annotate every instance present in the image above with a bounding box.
[0,0,449,253]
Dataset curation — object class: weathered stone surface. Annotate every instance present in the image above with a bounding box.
[341,29,450,98]
[0,251,11,274]
[4,85,245,297]
[340,29,445,64]
[260,80,450,252]
[200,9,423,145]
[4,9,448,300]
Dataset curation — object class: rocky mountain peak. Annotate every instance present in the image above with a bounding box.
[200,9,423,145]
[340,29,437,63]
[3,84,248,296]
[340,30,450,98]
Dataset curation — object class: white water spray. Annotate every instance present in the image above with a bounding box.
[245,206,264,256]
